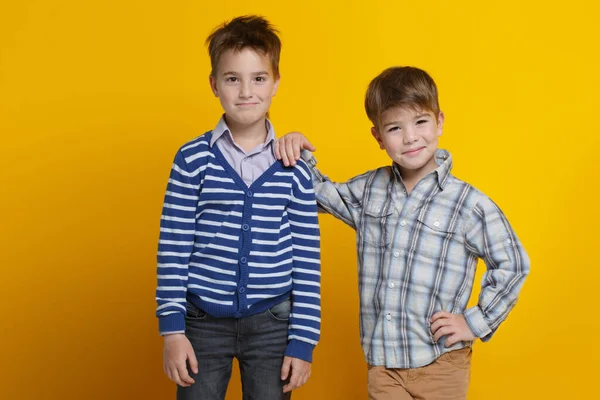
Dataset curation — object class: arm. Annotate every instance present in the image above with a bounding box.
[285,160,321,360]
[281,160,321,391]
[156,148,203,386]
[462,197,530,341]
[274,132,367,229]
[301,150,367,229]
[156,149,199,333]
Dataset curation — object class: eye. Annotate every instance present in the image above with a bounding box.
[416,119,428,125]
[255,76,267,82]
[226,77,238,82]
[387,126,400,132]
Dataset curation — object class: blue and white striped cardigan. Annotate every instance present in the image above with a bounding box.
[156,131,321,362]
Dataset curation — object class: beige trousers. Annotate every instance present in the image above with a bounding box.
[368,347,472,400]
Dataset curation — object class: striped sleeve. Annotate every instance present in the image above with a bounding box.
[156,145,203,334]
[463,197,530,342]
[285,160,321,362]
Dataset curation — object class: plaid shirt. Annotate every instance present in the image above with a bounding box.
[303,149,529,368]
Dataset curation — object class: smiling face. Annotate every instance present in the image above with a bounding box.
[371,105,444,180]
[209,48,279,128]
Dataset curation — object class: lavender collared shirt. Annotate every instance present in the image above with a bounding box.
[210,116,277,186]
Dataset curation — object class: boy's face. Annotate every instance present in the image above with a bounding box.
[209,48,279,127]
[371,106,444,177]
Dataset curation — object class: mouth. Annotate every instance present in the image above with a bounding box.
[402,146,425,156]
[236,102,260,107]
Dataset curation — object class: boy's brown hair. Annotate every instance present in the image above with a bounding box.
[206,15,281,77]
[365,66,440,127]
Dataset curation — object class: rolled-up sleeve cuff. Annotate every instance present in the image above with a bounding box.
[464,306,493,342]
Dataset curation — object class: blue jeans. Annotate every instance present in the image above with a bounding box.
[177,298,292,400]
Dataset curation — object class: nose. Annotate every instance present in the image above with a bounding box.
[239,80,252,99]
[403,127,418,144]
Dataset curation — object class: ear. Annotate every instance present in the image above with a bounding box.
[271,75,281,96]
[371,126,385,150]
[436,111,445,137]
[209,75,219,97]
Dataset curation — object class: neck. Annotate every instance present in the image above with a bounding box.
[399,157,438,194]
[224,115,269,152]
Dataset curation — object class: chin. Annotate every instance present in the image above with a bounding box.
[229,112,265,125]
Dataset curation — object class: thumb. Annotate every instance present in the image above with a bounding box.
[188,348,199,374]
[302,138,316,152]
[280,356,292,380]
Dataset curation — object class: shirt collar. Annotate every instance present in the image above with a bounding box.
[433,149,452,189]
[209,115,276,148]
[392,149,453,190]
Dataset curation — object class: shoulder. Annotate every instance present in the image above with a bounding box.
[444,176,508,229]
[176,131,214,163]
[292,158,312,182]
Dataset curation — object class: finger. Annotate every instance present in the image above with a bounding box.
[433,326,454,343]
[292,138,301,160]
[300,371,311,387]
[274,139,281,160]
[280,138,291,166]
[177,361,195,386]
[282,378,295,393]
[445,334,461,348]
[285,138,296,166]
[280,357,291,380]
[289,368,301,389]
[430,317,452,334]
[431,311,452,322]
[188,350,199,375]
[283,372,300,393]
[302,138,317,152]
[169,365,187,387]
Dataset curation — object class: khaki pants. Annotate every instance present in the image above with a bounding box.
[368,347,472,400]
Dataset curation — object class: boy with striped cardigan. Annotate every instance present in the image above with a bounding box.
[156,16,320,400]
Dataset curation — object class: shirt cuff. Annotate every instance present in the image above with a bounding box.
[464,306,493,342]
[159,313,185,335]
[284,339,315,363]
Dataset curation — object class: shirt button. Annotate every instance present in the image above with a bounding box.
[240,257,247,264]
[506,239,512,244]
[434,221,440,227]
[242,224,250,231]
[393,251,400,257]
[247,191,253,198]
[238,287,246,293]
[386,313,392,321]
[234,312,242,318]
[400,220,406,227]
[388,281,395,288]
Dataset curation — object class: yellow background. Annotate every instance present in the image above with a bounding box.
[1,1,598,399]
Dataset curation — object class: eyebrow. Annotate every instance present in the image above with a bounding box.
[222,70,269,76]
[383,114,431,127]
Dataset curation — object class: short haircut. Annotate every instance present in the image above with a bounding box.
[365,66,440,127]
[206,15,282,77]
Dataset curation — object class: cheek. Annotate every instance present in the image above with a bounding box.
[259,85,276,99]
[383,136,402,150]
